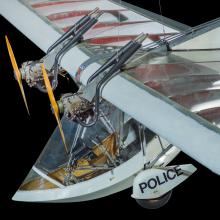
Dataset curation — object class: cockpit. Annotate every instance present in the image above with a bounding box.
[19,100,143,191]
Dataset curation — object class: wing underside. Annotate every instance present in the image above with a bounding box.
[120,49,220,174]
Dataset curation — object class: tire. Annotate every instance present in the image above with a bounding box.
[136,190,172,209]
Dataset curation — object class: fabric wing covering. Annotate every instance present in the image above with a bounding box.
[125,49,220,175]
[1,0,220,174]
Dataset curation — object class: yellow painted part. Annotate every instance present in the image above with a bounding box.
[5,36,30,115]
[92,133,117,156]
[41,64,68,153]
[20,134,117,191]
[73,159,91,177]
[74,133,117,177]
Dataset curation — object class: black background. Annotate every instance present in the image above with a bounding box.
[1,0,220,217]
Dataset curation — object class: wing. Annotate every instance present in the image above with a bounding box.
[1,0,220,175]
[0,0,184,75]
[119,50,220,175]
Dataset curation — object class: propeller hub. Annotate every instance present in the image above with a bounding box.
[20,61,57,92]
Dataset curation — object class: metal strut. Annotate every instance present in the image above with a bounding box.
[18,8,102,93]
[47,7,99,54]
[51,9,103,89]
[142,17,220,53]
[125,17,220,70]
[76,33,147,127]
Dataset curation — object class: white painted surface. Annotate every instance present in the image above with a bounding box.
[173,27,220,50]
[132,164,197,199]
[101,75,220,175]
[0,0,89,76]
[32,166,65,188]
[1,0,220,174]
[13,141,180,202]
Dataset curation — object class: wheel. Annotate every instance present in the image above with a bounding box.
[136,190,172,209]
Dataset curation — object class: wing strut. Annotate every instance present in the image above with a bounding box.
[76,33,147,127]
[47,7,99,54]
[51,10,103,90]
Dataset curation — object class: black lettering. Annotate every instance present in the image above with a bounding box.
[156,175,166,185]
[163,172,168,182]
[148,178,157,189]
[174,165,184,176]
[167,169,176,180]
[139,182,147,193]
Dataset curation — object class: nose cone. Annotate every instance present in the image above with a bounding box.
[12,190,31,202]
[11,163,68,202]
[11,162,69,202]
[12,186,61,202]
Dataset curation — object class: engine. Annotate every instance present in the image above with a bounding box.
[57,93,94,123]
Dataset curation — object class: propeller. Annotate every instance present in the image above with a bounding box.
[5,35,30,115]
[40,64,68,154]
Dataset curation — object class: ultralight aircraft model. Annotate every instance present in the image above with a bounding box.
[1,0,220,209]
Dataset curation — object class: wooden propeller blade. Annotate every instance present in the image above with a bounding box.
[5,35,30,115]
[41,64,68,153]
